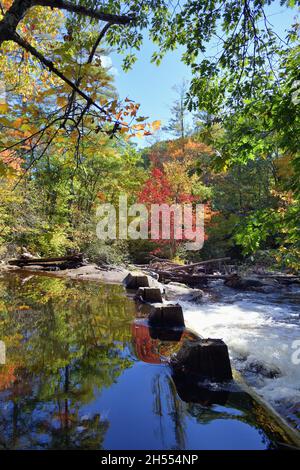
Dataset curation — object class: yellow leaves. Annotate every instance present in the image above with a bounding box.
[108,99,118,114]
[0,103,8,114]
[132,123,146,131]
[56,96,67,108]
[135,132,144,139]
[18,305,30,311]
[151,120,161,131]
[0,117,11,127]
[124,134,135,141]
[11,117,23,129]
[55,136,67,144]
[0,5,64,102]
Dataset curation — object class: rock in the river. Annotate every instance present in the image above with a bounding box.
[148,303,185,328]
[172,338,233,382]
[183,290,205,303]
[123,272,151,289]
[164,283,204,303]
[136,287,163,303]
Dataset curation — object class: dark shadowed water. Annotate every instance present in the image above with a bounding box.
[0,272,298,450]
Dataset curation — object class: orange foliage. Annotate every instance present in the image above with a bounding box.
[0,364,16,391]
[0,150,23,173]
[149,137,213,167]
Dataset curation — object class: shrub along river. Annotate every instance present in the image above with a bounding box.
[0,272,299,450]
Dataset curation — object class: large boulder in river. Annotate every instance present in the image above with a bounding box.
[164,283,204,303]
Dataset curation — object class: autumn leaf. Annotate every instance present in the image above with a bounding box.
[125,134,135,140]
[152,120,161,131]
[57,96,66,107]
[12,117,23,129]
[136,132,144,139]
[132,123,146,131]
[97,192,106,201]
[0,103,9,114]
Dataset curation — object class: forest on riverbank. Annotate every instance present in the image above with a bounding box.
[0,1,299,272]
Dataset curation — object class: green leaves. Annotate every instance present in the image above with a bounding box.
[234,209,281,255]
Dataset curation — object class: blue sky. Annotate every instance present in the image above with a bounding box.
[109,3,299,146]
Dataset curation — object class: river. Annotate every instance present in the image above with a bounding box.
[0,271,299,449]
[178,280,300,430]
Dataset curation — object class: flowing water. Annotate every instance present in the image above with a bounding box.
[179,280,300,431]
[0,272,298,449]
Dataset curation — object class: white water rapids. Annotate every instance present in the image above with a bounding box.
[167,280,300,430]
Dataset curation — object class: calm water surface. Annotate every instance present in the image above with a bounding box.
[0,273,297,449]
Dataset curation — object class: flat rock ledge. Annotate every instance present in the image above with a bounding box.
[0,262,130,285]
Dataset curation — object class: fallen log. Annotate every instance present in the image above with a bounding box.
[8,254,84,268]
[156,270,228,286]
[167,257,231,272]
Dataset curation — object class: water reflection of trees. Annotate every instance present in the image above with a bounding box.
[0,274,136,449]
[151,374,187,450]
